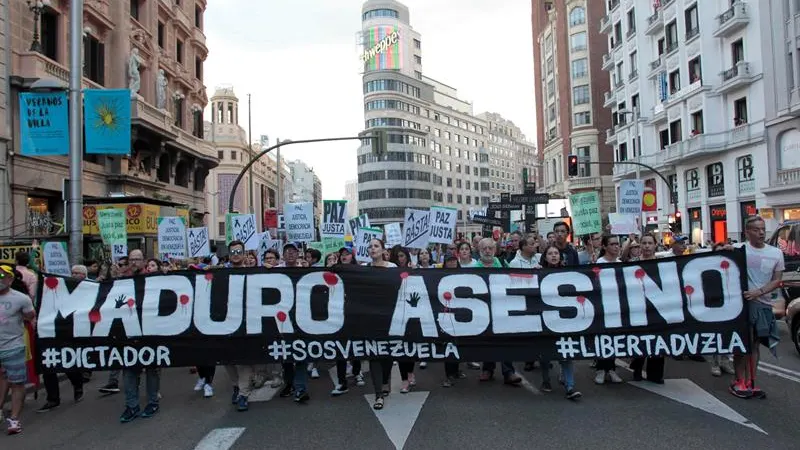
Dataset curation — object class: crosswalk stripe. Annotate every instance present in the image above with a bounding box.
[194,427,246,450]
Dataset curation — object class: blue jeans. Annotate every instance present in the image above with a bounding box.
[540,359,575,391]
[282,363,308,394]
[123,368,160,409]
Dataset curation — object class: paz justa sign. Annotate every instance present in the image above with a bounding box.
[35,252,749,371]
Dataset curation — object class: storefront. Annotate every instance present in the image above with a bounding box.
[739,201,757,241]
[688,207,702,244]
[709,205,727,244]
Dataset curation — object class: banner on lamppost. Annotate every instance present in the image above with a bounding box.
[19,92,69,156]
[84,89,131,155]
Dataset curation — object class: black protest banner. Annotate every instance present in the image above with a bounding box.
[35,251,750,372]
[321,200,347,238]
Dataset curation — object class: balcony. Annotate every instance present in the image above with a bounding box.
[614,77,625,90]
[663,121,765,164]
[606,128,618,145]
[600,16,612,34]
[665,41,679,55]
[715,61,756,95]
[668,79,705,104]
[604,91,615,108]
[14,51,102,90]
[602,53,614,71]
[685,27,700,42]
[626,27,636,39]
[776,167,800,186]
[568,176,602,190]
[629,70,639,82]
[714,2,749,38]
[648,56,664,79]
[650,102,667,123]
[612,159,638,178]
[646,10,664,35]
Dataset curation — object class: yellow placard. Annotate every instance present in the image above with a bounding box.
[0,245,43,266]
[83,203,161,235]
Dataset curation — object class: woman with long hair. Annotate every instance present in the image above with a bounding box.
[457,242,477,267]
[416,248,434,269]
[330,250,365,395]
[366,239,396,410]
[594,235,624,385]
[629,233,666,383]
[537,246,582,400]
[389,246,417,392]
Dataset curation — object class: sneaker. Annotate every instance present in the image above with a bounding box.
[270,377,284,388]
[729,380,752,399]
[355,373,366,387]
[408,373,416,386]
[441,378,454,388]
[331,384,349,396]
[607,370,623,384]
[231,386,240,404]
[457,371,467,379]
[504,373,522,385]
[236,395,249,411]
[279,384,295,398]
[720,358,736,375]
[710,363,722,377]
[194,378,206,391]
[565,389,583,400]
[419,362,428,369]
[294,391,310,403]
[6,418,22,435]
[540,381,553,393]
[119,406,140,423]
[36,401,60,413]
[203,384,214,398]
[594,370,606,385]
[467,362,482,370]
[74,388,84,403]
[310,367,320,379]
[141,403,160,418]
[99,382,120,394]
[750,386,767,399]
[400,380,410,394]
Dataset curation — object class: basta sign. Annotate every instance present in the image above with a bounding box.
[83,204,160,235]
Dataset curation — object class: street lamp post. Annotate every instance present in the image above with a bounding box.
[68,0,83,264]
[27,0,50,53]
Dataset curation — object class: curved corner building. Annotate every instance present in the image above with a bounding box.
[356,0,491,236]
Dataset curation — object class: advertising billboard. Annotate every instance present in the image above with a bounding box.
[362,26,402,71]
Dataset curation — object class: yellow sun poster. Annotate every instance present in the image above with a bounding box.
[83,89,131,155]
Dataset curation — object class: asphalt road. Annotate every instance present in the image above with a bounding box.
[5,323,800,449]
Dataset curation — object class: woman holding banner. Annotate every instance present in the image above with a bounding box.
[594,235,625,385]
[628,233,665,384]
[365,239,396,410]
[390,246,417,392]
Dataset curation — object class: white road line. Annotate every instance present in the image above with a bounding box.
[759,361,800,378]
[758,366,800,384]
[516,371,542,395]
[194,427,246,450]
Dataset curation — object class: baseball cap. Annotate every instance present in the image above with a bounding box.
[283,243,299,251]
[0,264,14,278]
[673,235,689,243]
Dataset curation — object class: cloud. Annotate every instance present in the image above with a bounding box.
[204,0,534,199]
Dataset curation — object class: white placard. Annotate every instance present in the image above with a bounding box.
[187,227,211,258]
[229,213,259,250]
[618,180,645,215]
[348,214,370,236]
[111,244,128,262]
[42,241,70,276]
[384,222,403,247]
[428,206,457,244]
[284,202,315,242]
[354,227,383,263]
[609,213,639,235]
[402,208,430,249]
[157,216,187,258]
[321,200,348,238]
[257,232,282,266]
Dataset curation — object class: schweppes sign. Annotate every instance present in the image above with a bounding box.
[82,204,160,235]
[361,31,399,62]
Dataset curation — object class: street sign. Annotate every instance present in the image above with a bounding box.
[510,193,550,205]
[524,182,536,194]
[471,215,503,227]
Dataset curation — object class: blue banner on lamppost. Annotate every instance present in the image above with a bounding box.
[83,89,131,155]
[19,91,69,156]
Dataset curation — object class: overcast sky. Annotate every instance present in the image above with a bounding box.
[204,0,535,199]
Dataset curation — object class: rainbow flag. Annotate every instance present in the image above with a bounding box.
[23,322,39,388]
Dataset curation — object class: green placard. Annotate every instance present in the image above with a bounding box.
[569,192,602,236]
[97,208,127,245]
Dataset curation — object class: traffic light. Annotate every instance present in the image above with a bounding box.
[567,154,578,177]
[371,130,388,156]
[522,167,528,184]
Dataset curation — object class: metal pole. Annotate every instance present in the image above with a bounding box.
[247,94,254,214]
[68,0,83,264]
[276,138,281,213]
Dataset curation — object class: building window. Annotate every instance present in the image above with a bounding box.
[618,143,628,162]
[571,58,588,78]
[629,51,638,78]
[613,22,622,46]
[217,151,223,160]
[734,97,748,125]
[414,39,421,49]
[684,4,699,40]
[666,21,678,53]
[669,119,682,144]
[195,5,203,28]
[414,55,422,64]
[669,69,680,94]
[158,22,165,48]
[195,57,202,80]
[627,8,636,35]
[231,150,237,160]
[732,39,744,64]
[547,56,554,75]
[659,129,669,150]
[569,7,585,26]
[573,85,590,105]
[130,0,140,20]
[362,9,399,20]
[40,8,59,62]
[83,35,105,85]
[570,32,587,52]
[176,39,184,64]
[574,112,591,126]
[690,110,704,135]
[688,56,702,83]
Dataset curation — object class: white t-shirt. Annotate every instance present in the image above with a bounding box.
[0,288,35,351]
[596,256,620,264]
[742,242,785,306]
[363,261,398,268]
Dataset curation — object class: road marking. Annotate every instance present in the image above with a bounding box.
[516,371,542,395]
[628,378,766,435]
[366,363,429,450]
[194,427,246,450]
[758,362,800,383]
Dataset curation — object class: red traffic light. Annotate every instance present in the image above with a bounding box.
[567,154,578,176]
[675,211,682,219]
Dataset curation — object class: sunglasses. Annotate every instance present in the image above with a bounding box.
[230,249,244,255]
